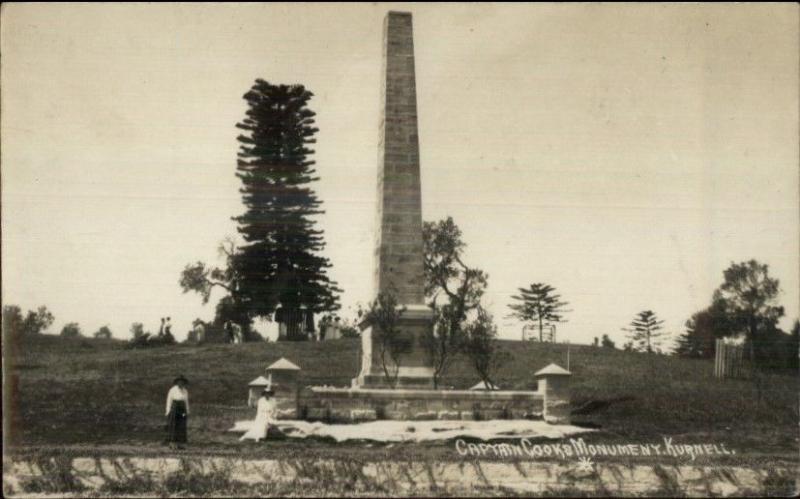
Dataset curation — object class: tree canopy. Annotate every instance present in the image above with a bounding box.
[422,217,489,387]
[180,80,341,340]
[713,259,784,363]
[623,310,666,353]
[508,283,569,342]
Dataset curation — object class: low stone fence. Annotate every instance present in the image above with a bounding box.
[298,386,544,422]
[268,362,572,424]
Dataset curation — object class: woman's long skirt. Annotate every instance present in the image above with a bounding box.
[166,400,188,443]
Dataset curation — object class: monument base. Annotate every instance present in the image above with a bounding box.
[353,304,435,389]
[356,366,435,389]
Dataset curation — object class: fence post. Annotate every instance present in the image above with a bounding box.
[534,363,572,424]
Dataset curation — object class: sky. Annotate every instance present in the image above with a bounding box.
[2,3,798,345]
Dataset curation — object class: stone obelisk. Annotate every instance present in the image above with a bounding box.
[355,11,435,389]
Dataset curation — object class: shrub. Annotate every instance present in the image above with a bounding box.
[60,322,82,338]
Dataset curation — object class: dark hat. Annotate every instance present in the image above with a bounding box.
[173,375,189,385]
[262,388,274,396]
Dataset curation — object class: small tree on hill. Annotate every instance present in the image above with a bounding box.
[3,305,54,338]
[508,283,569,342]
[673,300,736,358]
[623,310,665,353]
[180,238,255,339]
[60,323,82,338]
[714,260,784,365]
[94,326,112,339]
[130,322,147,340]
[2,305,24,338]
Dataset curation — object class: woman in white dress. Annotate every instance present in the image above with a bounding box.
[240,388,276,442]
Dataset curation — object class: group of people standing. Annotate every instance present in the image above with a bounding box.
[163,374,277,448]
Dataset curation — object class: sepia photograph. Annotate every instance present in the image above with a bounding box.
[2,3,798,497]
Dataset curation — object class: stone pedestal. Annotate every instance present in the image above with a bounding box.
[266,358,301,419]
[355,305,434,389]
[535,363,572,424]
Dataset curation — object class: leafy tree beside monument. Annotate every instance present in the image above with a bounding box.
[422,217,489,388]
[508,283,569,342]
[363,292,410,389]
[463,307,506,390]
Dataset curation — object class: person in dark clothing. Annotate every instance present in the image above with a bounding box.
[165,375,189,449]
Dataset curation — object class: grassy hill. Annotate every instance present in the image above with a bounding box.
[4,334,797,464]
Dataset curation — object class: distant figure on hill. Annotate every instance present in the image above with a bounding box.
[165,375,190,449]
[225,321,243,344]
[158,317,165,337]
[164,317,172,337]
[240,388,276,442]
[192,320,206,344]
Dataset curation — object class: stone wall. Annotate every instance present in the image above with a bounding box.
[298,386,544,422]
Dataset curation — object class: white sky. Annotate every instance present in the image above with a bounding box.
[2,3,798,345]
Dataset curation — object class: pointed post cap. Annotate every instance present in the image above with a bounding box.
[266,357,301,371]
[534,363,571,377]
[248,375,270,387]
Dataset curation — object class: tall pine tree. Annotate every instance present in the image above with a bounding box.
[233,80,341,340]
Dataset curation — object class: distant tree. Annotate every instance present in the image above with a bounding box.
[674,301,737,358]
[60,322,82,338]
[623,310,665,353]
[94,326,112,339]
[601,334,616,349]
[180,239,256,339]
[623,341,634,352]
[789,320,799,371]
[463,307,505,389]
[508,283,569,342]
[130,322,147,339]
[714,260,785,365]
[364,292,408,389]
[2,305,24,338]
[3,305,54,338]
[180,240,240,305]
[749,322,795,371]
[422,217,488,388]
[230,80,342,339]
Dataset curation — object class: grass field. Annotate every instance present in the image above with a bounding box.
[4,333,798,466]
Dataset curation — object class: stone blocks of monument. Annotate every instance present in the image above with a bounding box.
[356,11,435,389]
[374,11,425,304]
